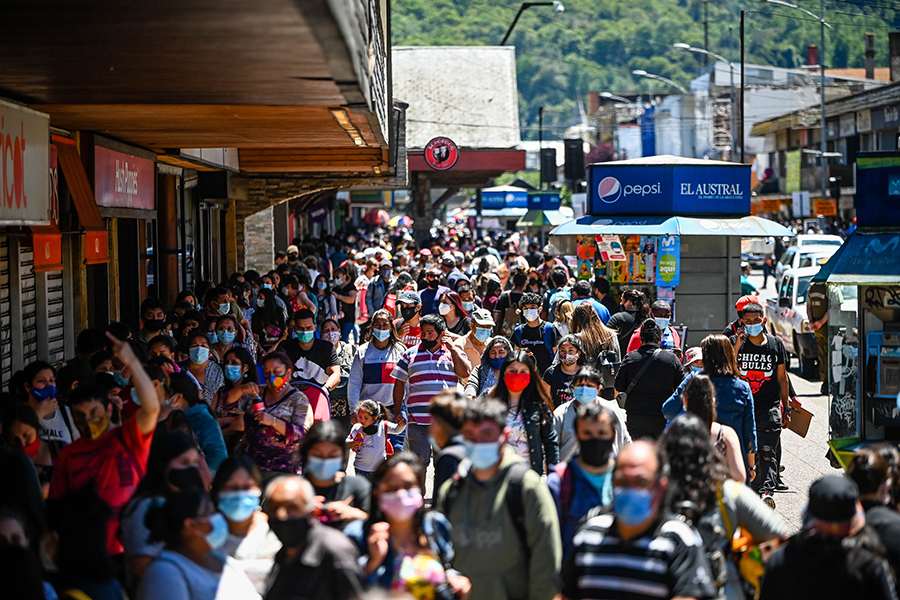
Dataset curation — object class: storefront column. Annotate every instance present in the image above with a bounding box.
[224,198,239,277]
[157,174,180,307]
[273,201,290,253]
[107,218,121,323]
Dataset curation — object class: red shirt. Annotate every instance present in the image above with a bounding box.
[49,417,154,555]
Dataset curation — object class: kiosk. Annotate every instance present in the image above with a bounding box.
[550,156,793,345]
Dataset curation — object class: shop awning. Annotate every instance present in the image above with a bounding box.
[53,138,109,264]
[516,209,572,228]
[812,231,900,284]
[549,215,794,237]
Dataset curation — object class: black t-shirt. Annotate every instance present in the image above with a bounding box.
[614,345,684,416]
[447,316,471,336]
[336,282,356,324]
[599,294,620,317]
[513,320,561,375]
[542,364,575,408]
[313,475,372,527]
[281,338,340,386]
[606,311,637,355]
[729,334,786,428]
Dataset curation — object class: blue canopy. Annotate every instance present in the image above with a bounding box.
[812,231,900,284]
[549,215,794,237]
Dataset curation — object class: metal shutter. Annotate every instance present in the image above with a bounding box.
[20,245,38,366]
[46,270,66,366]
[0,238,11,386]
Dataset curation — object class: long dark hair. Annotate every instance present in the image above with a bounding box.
[145,488,211,549]
[364,308,403,350]
[365,452,429,543]
[122,430,197,518]
[701,335,739,378]
[223,346,258,390]
[659,413,730,523]
[491,350,553,421]
[46,485,116,585]
[210,456,262,504]
[621,289,651,324]
[254,288,285,329]
[787,525,889,588]
[570,302,616,357]
[684,375,717,429]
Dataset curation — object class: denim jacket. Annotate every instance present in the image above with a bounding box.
[519,402,560,474]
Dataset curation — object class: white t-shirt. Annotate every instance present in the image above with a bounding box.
[39,407,78,445]
[137,549,260,600]
[347,420,406,473]
[506,409,530,459]
[220,518,282,596]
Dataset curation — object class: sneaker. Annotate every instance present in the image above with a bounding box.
[775,481,789,492]
[762,494,776,509]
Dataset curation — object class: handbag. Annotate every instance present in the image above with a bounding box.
[615,349,660,409]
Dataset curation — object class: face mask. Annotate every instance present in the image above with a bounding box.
[306,456,343,481]
[420,338,439,351]
[297,331,315,344]
[381,269,392,279]
[425,262,435,270]
[143,318,165,332]
[400,306,418,321]
[262,284,273,290]
[31,385,56,402]
[217,303,230,316]
[269,516,311,547]
[372,328,391,342]
[168,466,204,491]
[220,330,237,344]
[324,331,341,344]
[561,352,580,366]
[573,385,599,404]
[489,356,506,370]
[579,436,614,467]
[505,372,531,393]
[334,278,344,287]
[613,487,656,527]
[190,346,210,364]
[689,365,703,373]
[257,298,265,308]
[204,513,229,550]
[379,488,424,522]
[224,365,243,382]
[474,327,492,342]
[77,414,110,441]
[205,332,219,345]
[112,371,129,387]
[464,439,502,470]
[654,317,670,330]
[218,490,261,523]
[362,423,379,435]
[20,437,41,458]
[267,375,289,392]
[746,322,764,337]
[316,281,328,291]
[281,287,290,297]
[130,388,142,406]
[438,303,452,316]
[523,308,540,322]
[462,301,475,313]
[427,279,440,289]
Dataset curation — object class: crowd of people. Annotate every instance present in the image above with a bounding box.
[0,229,897,600]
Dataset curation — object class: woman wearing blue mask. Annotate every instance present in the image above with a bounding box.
[139,489,260,600]
[347,310,406,421]
[213,347,258,454]
[22,359,78,450]
[542,335,586,409]
[321,318,354,433]
[250,288,286,355]
[314,274,339,328]
[464,336,512,402]
[182,332,224,407]
[210,457,281,595]
[211,315,245,365]
[300,421,370,531]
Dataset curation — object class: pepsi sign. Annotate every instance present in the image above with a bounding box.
[588,161,750,216]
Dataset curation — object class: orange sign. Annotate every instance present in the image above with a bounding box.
[750,202,759,215]
[814,199,837,216]
[85,230,109,265]
[760,199,781,213]
[32,233,63,272]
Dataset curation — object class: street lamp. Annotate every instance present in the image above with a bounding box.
[674,42,736,159]
[501,2,565,45]
[632,69,689,94]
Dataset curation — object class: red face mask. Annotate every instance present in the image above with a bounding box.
[19,437,40,459]
[505,372,531,393]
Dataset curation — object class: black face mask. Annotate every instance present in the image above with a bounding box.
[167,466,205,491]
[579,437,615,467]
[143,318,165,332]
[362,424,379,435]
[427,279,440,289]
[400,305,419,321]
[420,338,439,351]
[269,516,312,547]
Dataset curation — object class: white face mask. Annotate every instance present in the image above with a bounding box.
[523,308,540,322]
[439,303,453,316]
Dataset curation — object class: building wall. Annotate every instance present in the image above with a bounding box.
[244,206,275,274]
[675,235,742,346]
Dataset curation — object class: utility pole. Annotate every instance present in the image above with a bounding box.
[702,0,709,67]
[539,106,544,190]
[820,0,827,208]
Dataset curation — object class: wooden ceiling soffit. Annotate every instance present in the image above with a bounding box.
[238,147,387,173]
[31,105,383,151]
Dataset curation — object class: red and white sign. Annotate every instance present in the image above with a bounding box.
[0,99,50,225]
[94,146,155,209]
[424,137,459,171]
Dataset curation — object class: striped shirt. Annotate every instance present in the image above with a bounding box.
[391,344,460,426]
[561,512,716,600]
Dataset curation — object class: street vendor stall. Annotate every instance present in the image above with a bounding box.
[550,155,794,345]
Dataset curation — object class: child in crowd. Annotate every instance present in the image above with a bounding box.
[347,399,406,479]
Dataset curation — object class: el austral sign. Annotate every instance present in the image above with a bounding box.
[589,163,750,217]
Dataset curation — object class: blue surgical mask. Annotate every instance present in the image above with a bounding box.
[218,330,236,344]
[746,322,764,337]
[689,365,703,373]
[190,346,210,365]
[31,385,57,402]
[217,303,230,316]
[573,385,599,404]
[224,365,243,382]
[206,332,218,345]
[306,456,343,481]
[489,356,506,371]
[317,281,328,290]
[297,331,315,344]
[462,301,475,312]
[474,327,492,342]
[204,513,229,550]
[373,328,391,342]
[111,371,129,387]
[262,283,273,290]
[257,298,265,308]
[218,490,261,523]
[463,439,502,470]
[130,388,142,406]
[654,317,670,330]
[613,487,656,527]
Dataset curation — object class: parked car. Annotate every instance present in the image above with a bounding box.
[794,234,843,248]
[774,244,839,287]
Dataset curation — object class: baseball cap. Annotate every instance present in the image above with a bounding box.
[453,251,464,262]
[398,290,421,305]
[471,308,495,327]
[286,245,299,254]
[420,248,432,256]
[441,256,456,267]
[379,259,392,268]
[735,295,762,312]
[684,347,702,364]
[806,476,864,536]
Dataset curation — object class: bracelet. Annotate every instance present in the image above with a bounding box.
[749,466,757,471]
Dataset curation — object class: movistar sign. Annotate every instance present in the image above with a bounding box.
[587,160,750,216]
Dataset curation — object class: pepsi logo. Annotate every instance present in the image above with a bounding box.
[597,177,622,204]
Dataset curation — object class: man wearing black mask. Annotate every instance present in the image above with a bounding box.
[395,290,423,348]
[419,268,449,316]
[264,475,365,600]
[137,297,167,356]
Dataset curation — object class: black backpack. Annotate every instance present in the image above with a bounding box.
[674,500,730,590]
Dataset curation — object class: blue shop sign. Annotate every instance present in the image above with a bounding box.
[527,191,561,210]
[587,162,750,216]
[856,151,900,229]
[482,187,528,210]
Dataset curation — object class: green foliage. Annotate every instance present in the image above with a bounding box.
[392,0,898,141]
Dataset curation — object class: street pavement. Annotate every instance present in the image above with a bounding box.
[747,270,839,531]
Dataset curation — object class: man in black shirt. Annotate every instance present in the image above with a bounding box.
[512,292,561,375]
[615,319,684,440]
[729,302,790,505]
[592,276,620,317]
[280,308,341,394]
[331,266,358,342]
[847,447,900,577]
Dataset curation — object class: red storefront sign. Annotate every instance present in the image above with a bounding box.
[94,146,155,209]
[85,230,109,265]
[31,143,63,272]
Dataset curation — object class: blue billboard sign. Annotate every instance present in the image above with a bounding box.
[856,152,900,229]
[527,192,561,210]
[482,187,528,210]
[587,161,750,216]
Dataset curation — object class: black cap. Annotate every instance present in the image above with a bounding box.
[808,475,859,522]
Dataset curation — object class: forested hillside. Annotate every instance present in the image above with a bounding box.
[392,0,898,140]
